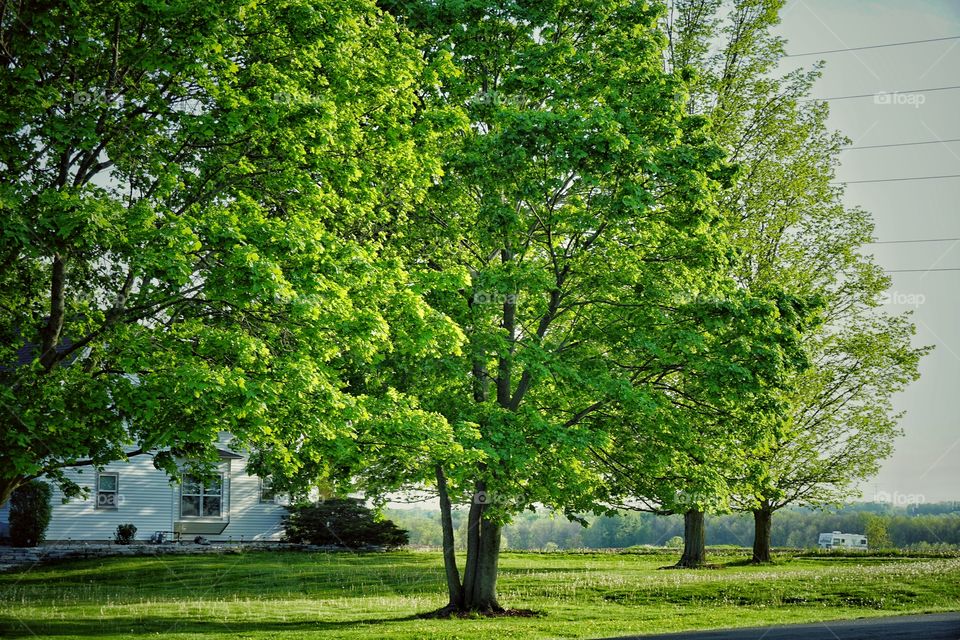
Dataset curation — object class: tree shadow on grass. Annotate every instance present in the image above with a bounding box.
[0,551,450,601]
[0,612,429,638]
[720,557,783,568]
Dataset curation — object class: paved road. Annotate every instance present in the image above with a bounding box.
[601,612,960,640]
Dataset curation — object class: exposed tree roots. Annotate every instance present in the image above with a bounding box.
[419,605,540,619]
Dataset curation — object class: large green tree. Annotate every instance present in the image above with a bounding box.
[0,0,460,504]
[373,0,811,611]
[576,0,839,571]
[661,0,929,563]
[592,280,815,568]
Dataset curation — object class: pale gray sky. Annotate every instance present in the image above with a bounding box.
[775,0,960,503]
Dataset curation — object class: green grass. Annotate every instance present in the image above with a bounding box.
[1,549,958,639]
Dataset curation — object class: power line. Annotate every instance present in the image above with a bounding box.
[869,238,960,245]
[804,84,960,101]
[842,138,960,151]
[885,267,960,273]
[838,174,960,184]
[785,35,960,57]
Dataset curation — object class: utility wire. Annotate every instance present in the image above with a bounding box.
[837,174,960,184]
[869,238,960,245]
[785,35,960,57]
[843,138,960,151]
[804,84,960,101]
[885,267,960,273]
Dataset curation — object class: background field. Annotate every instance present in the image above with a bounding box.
[1,549,959,639]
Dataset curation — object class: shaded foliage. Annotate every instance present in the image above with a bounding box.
[285,499,409,548]
[114,523,137,545]
[9,481,52,547]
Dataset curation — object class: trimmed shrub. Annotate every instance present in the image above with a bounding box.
[9,481,53,547]
[115,523,137,545]
[284,499,408,548]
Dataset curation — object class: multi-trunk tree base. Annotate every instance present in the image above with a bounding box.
[435,467,507,613]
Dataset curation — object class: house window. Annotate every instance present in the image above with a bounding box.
[181,475,223,518]
[259,478,276,504]
[96,473,119,509]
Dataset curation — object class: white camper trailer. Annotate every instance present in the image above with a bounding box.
[817,531,868,550]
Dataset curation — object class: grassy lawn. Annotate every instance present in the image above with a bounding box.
[1,549,958,639]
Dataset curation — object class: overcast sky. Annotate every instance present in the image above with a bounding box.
[774,0,960,503]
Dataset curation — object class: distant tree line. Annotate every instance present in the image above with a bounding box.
[387,503,960,551]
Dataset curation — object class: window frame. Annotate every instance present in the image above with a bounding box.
[96,472,119,510]
[180,473,224,519]
[259,477,276,504]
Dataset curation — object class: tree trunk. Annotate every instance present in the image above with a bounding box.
[461,488,483,607]
[676,509,706,568]
[470,516,502,611]
[435,465,463,610]
[434,480,504,614]
[751,504,773,564]
[39,254,67,370]
[441,269,509,614]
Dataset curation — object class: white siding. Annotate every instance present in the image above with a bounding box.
[218,467,286,541]
[45,456,176,542]
[214,433,286,541]
[0,500,9,539]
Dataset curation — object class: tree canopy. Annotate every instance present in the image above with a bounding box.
[368,0,816,610]
[0,0,460,504]
[657,0,929,563]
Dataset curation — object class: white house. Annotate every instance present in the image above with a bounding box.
[817,531,868,550]
[0,434,288,543]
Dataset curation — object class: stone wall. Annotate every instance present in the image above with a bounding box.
[0,542,346,572]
